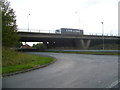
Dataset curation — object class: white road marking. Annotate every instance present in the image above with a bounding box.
[106,80,119,88]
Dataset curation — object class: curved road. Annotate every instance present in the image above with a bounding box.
[3,52,118,88]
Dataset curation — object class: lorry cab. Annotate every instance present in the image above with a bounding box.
[55,29,61,34]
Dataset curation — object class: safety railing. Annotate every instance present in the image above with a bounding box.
[17,28,55,34]
[84,32,119,36]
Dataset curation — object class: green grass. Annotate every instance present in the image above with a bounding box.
[2,47,54,74]
[44,51,120,55]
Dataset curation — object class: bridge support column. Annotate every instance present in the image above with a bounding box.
[48,41,55,48]
[80,39,91,49]
[43,42,48,48]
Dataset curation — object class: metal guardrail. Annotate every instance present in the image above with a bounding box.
[84,32,119,36]
[18,28,55,34]
[47,49,120,52]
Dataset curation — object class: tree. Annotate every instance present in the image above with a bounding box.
[16,42,23,48]
[32,43,47,50]
[1,0,19,47]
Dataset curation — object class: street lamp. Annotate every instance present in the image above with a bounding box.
[101,22,104,50]
[27,13,30,32]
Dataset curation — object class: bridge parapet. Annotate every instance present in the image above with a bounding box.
[18,28,119,36]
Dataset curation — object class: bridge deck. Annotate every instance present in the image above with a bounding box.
[18,32,119,40]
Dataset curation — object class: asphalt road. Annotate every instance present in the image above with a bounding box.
[2,52,118,88]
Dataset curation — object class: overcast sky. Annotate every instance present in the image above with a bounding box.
[8,0,119,36]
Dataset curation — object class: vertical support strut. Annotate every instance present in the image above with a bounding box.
[80,39,91,49]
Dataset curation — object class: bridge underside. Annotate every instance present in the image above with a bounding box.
[19,37,119,49]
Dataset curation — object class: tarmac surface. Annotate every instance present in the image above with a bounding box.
[2,52,118,88]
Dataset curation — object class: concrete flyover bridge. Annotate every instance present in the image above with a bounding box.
[18,32,119,49]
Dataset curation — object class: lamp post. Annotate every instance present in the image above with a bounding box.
[27,13,30,32]
[101,22,104,50]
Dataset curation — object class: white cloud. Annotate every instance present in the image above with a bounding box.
[9,0,119,35]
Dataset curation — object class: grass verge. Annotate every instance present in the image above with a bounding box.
[2,47,54,74]
[44,51,120,55]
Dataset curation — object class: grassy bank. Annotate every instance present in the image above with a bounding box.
[44,51,119,55]
[2,47,54,74]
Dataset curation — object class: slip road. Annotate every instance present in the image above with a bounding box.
[3,52,118,88]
